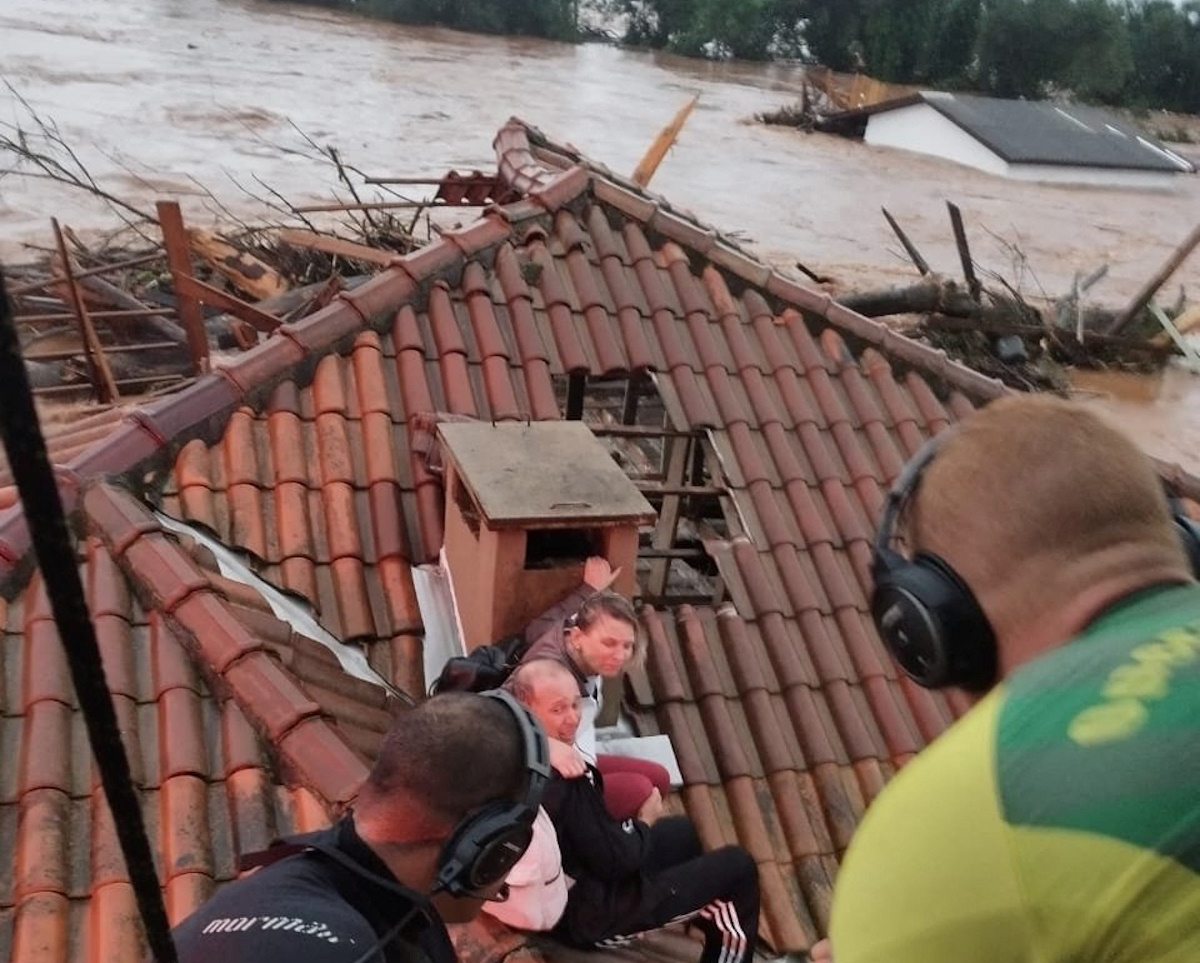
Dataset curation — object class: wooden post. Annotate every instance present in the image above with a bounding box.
[620,374,642,426]
[881,208,930,276]
[1105,223,1200,336]
[157,201,210,375]
[646,435,691,597]
[51,219,120,404]
[565,373,586,421]
[946,202,982,301]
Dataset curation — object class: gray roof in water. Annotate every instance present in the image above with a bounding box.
[838,91,1196,173]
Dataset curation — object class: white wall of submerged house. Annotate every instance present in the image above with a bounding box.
[866,103,1009,176]
[863,102,1186,189]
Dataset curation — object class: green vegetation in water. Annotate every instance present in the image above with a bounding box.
[279,0,582,42]
[274,0,1200,115]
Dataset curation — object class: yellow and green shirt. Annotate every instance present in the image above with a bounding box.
[829,583,1200,962]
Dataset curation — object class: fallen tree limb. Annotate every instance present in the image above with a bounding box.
[59,272,189,346]
[921,313,1178,358]
[836,277,1011,319]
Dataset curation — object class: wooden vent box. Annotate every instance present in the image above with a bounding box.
[438,421,656,650]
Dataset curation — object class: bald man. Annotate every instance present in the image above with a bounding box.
[505,658,761,963]
[820,395,1200,963]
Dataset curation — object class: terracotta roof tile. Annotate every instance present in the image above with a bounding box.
[0,527,333,962]
[156,687,207,781]
[11,891,69,962]
[22,619,73,712]
[759,610,821,690]
[18,708,71,810]
[276,717,368,806]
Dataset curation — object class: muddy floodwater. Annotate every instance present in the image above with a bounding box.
[3,0,1199,472]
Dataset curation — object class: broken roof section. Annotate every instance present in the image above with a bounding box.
[4,117,1200,963]
[824,90,1197,173]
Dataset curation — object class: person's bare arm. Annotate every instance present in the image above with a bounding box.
[522,556,621,645]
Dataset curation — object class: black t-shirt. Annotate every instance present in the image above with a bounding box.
[170,818,454,963]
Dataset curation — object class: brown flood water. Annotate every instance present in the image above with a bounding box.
[2,0,1199,472]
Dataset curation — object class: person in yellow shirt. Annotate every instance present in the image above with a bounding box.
[816,395,1200,963]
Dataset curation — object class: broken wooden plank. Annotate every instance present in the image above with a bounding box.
[632,95,699,188]
[172,275,281,334]
[14,307,176,325]
[52,219,120,404]
[23,340,181,363]
[276,228,395,267]
[7,251,163,297]
[189,228,287,301]
[636,482,726,497]
[157,200,210,375]
[292,199,477,214]
[33,373,189,398]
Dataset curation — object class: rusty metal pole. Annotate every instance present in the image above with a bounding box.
[156,200,210,375]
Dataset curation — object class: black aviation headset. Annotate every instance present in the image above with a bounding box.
[871,430,1200,692]
[432,687,551,897]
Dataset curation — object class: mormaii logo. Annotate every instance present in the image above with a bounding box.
[201,916,354,944]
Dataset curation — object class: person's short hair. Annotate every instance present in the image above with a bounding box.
[362,692,524,825]
[568,591,645,667]
[504,657,576,706]
[910,395,1185,586]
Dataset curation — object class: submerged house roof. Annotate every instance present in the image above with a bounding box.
[824,90,1196,173]
[4,118,1199,963]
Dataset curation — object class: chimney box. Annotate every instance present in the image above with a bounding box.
[437,421,656,650]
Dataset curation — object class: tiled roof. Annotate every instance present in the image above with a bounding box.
[3,117,1199,962]
[0,406,127,511]
[0,531,333,962]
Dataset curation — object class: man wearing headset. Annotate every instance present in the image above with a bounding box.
[169,691,550,963]
[813,395,1200,963]
[506,658,761,963]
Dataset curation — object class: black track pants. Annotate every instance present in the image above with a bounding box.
[594,817,760,963]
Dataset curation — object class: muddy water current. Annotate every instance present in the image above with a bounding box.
[3,0,1199,471]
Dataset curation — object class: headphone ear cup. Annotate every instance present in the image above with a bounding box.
[1173,513,1200,579]
[871,552,996,691]
[434,804,534,897]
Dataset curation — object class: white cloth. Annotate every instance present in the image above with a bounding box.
[481,807,569,932]
[576,676,602,763]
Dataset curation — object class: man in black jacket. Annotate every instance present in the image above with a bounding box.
[169,691,547,963]
[506,659,761,963]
